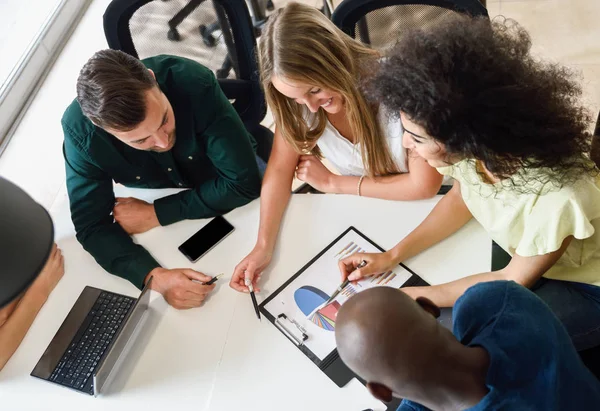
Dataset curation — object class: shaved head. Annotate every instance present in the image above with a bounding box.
[335,287,457,401]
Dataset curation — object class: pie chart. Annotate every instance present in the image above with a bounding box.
[294,286,341,331]
[294,286,329,316]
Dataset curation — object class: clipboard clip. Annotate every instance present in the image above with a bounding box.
[275,314,308,346]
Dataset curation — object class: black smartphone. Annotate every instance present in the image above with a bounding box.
[178,216,235,263]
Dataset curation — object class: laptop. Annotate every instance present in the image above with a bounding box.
[31,277,153,396]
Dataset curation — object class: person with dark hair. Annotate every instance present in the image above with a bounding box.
[335,284,600,410]
[339,16,600,351]
[63,50,263,309]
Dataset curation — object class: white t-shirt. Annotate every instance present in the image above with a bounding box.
[312,107,408,176]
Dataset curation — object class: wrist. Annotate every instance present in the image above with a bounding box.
[327,174,342,194]
[386,247,405,266]
[400,286,421,300]
[145,267,166,290]
[255,236,275,253]
[150,204,161,227]
[26,282,51,304]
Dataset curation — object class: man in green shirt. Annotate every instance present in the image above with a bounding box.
[63,50,263,309]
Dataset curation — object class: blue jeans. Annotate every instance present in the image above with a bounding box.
[256,155,267,178]
[532,278,600,351]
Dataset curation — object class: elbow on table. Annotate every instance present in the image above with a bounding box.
[73,221,102,249]
[223,179,261,210]
[236,169,262,200]
[248,173,262,198]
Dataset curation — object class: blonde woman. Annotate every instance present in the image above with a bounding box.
[230,3,442,293]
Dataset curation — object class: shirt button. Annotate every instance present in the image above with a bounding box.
[136,176,141,180]
[188,156,193,160]
[178,183,183,186]
[167,168,172,172]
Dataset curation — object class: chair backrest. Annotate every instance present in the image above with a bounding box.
[103,0,266,127]
[332,0,488,51]
[592,112,600,169]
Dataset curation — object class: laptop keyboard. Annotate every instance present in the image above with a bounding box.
[49,291,136,394]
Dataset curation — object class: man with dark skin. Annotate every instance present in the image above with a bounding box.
[335,282,600,410]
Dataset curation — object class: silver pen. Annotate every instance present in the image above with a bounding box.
[325,259,368,304]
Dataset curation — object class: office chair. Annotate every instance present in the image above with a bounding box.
[165,0,273,43]
[103,0,273,162]
[163,0,272,79]
[592,111,600,167]
[297,1,488,196]
[332,0,488,51]
[330,0,487,196]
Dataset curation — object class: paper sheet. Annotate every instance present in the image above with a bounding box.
[263,229,412,360]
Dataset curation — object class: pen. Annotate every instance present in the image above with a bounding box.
[325,259,368,304]
[245,274,261,321]
[192,273,223,285]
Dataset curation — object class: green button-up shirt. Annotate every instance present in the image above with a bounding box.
[63,55,261,289]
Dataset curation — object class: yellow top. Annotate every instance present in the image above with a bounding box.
[437,159,600,286]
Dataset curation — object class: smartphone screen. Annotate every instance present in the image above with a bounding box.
[178,216,234,262]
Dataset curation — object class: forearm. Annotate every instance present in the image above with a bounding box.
[409,271,511,308]
[154,173,261,225]
[389,183,472,263]
[0,287,48,371]
[407,237,573,308]
[330,173,440,200]
[255,168,293,251]
[77,223,161,289]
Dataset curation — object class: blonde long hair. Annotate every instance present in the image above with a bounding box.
[259,2,399,177]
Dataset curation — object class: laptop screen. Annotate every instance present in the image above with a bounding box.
[93,277,153,396]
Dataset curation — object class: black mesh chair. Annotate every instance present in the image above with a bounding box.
[592,111,600,167]
[103,0,273,161]
[332,0,488,52]
[331,0,487,197]
[163,0,272,79]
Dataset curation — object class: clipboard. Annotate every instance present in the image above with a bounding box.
[259,226,435,388]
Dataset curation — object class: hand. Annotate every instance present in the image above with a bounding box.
[295,155,337,193]
[338,251,397,282]
[30,243,65,297]
[230,245,272,293]
[147,267,216,310]
[113,197,160,235]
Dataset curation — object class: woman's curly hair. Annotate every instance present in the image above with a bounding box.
[366,15,597,187]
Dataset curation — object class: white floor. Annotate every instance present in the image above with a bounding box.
[0,0,599,213]
[0,0,63,88]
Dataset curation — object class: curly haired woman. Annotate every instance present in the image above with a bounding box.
[340,15,600,351]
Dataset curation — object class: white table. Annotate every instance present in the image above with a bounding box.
[0,188,491,411]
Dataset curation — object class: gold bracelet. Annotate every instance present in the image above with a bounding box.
[357,175,365,196]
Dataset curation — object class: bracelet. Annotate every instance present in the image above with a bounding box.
[357,175,365,196]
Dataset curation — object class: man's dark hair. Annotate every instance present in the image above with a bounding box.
[366,15,596,188]
[76,49,157,131]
